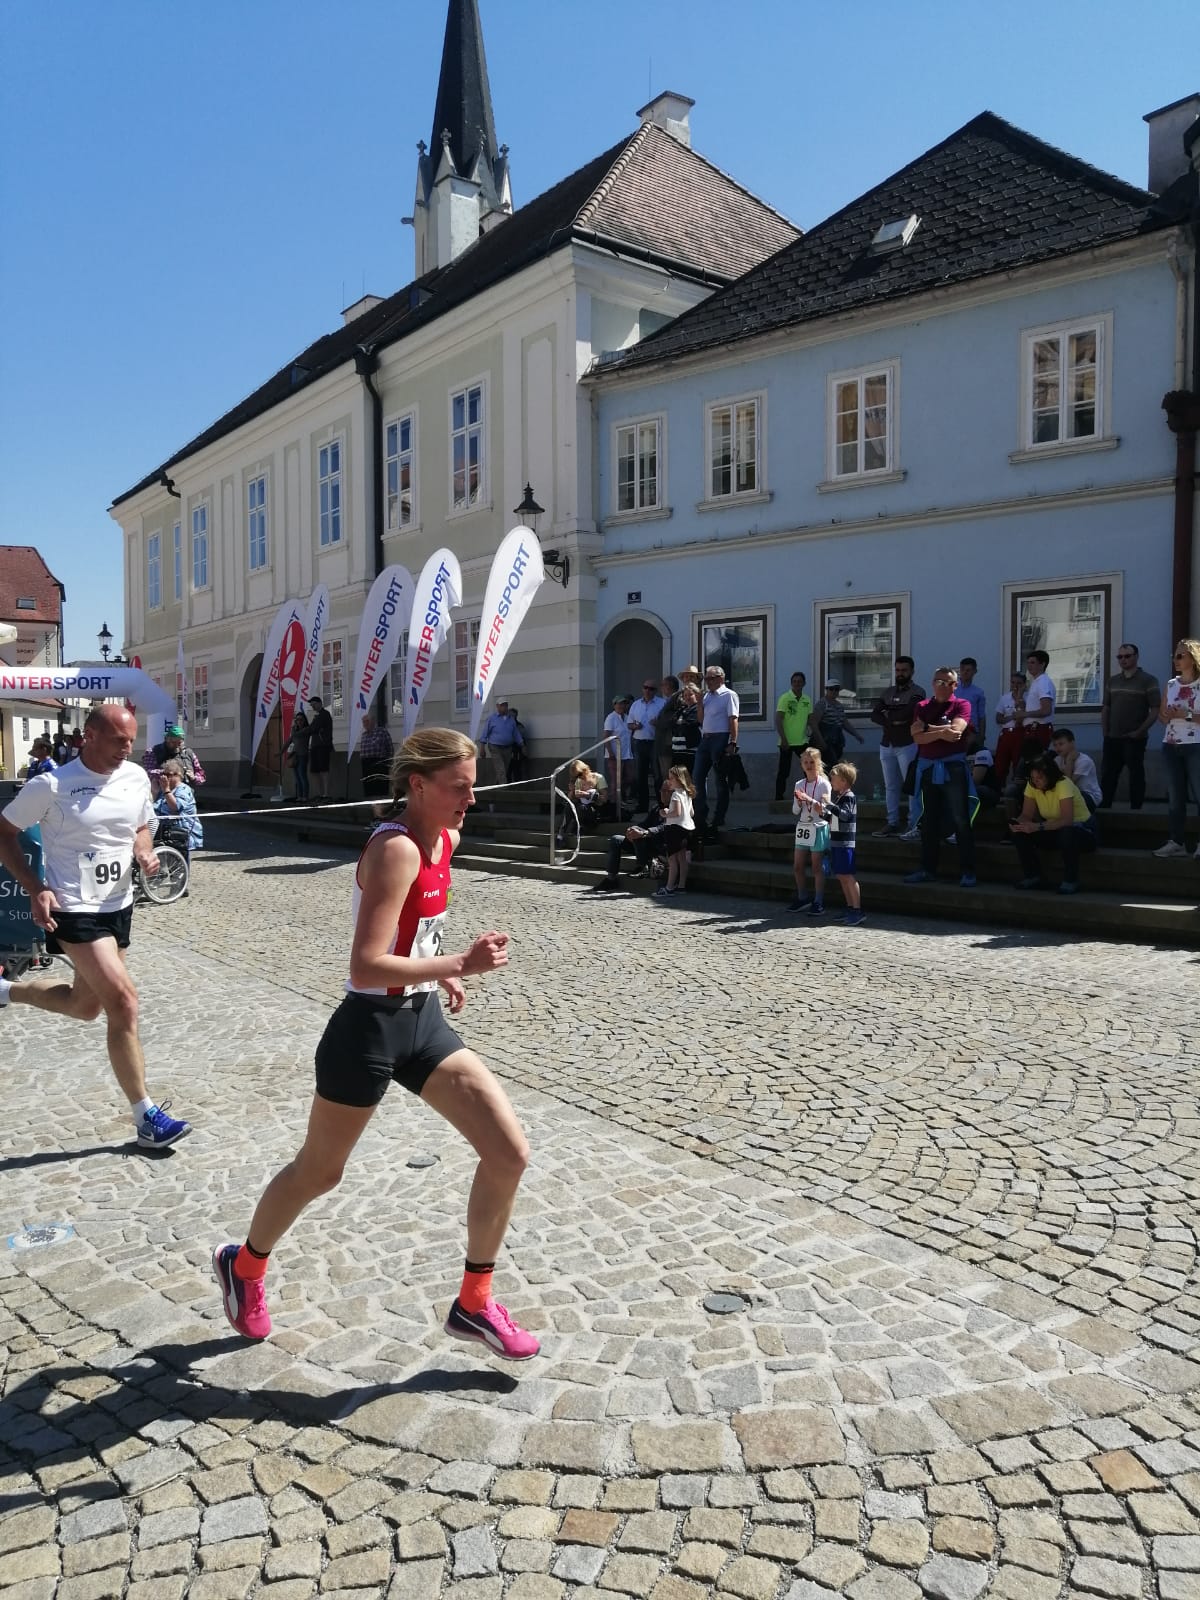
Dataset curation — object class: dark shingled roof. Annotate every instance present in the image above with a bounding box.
[593,111,1179,379]
[113,124,795,508]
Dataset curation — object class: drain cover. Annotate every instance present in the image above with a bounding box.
[7,1223,76,1252]
[406,1154,439,1169]
[703,1291,749,1315]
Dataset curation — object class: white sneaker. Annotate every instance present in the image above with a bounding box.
[1194,844,1200,861]
[1154,840,1188,859]
[900,828,921,841]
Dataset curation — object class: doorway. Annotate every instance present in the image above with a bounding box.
[603,616,669,709]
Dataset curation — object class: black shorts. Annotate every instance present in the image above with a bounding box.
[46,905,134,957]
[314,990,465,1107]
[308,747,331,775]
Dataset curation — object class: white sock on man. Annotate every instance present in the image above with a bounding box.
[0,977,11,1007]
[131,1097,155,1124]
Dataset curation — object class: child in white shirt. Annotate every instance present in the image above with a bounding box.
[655,766,696,898]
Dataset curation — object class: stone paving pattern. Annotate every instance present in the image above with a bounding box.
[1,825,1198,1599]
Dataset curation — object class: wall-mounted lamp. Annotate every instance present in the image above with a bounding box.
[514,482,569,588]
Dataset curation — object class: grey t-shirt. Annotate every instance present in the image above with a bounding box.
[1104,669,1159,738]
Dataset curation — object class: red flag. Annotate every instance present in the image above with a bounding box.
[277,619,307,744]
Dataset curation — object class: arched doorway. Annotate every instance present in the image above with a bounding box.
[240,654,284,795]
[602,614,671,708]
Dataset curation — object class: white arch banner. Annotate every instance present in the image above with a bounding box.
[0,666,176,715]
[403,548,462,738]
[469,527,545,741]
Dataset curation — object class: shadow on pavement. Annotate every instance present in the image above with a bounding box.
[0,1140,184,1174]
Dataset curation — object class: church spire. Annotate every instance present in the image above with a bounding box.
[412,0,512,275]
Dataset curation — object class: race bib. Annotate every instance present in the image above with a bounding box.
[78,849,132,903]
[404,912,445,995]
[794,818,823,849]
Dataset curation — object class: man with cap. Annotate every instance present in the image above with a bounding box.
[811,680,864,768]
[603,694,634,801]
[478,699,524,788]
[146,722,204,790]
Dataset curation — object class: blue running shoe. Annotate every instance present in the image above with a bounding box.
[959,874,977,888]
[904,870,934,884]
[137,1101,191,1149]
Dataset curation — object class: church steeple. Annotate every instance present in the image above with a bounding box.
[413,0,512,275]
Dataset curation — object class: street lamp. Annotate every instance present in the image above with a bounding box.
[98,622,113,662]
[514,482,569,588]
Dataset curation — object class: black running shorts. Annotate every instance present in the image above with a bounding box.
[314,990,465,1106]
[46,905,134,957]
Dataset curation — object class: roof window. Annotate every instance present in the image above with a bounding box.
[870,214,921,254]
[15,597,37,610]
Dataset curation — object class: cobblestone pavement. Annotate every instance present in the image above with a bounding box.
[1,825,1198,1600]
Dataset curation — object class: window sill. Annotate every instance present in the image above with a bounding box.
[317,540,345,552]
[384,522,423,539]
[448,500,492,521]
[817,469,906,494]
[695,490,773,513]
[189,587,212,596]
[1009,436,1119,465]
[604,506,672,528]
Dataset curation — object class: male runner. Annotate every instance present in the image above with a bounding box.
[0,704,192,1148]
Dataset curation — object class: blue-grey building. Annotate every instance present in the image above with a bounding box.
[588,102,1200,787]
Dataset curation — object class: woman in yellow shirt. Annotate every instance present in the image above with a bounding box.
[1009,753,1097,895]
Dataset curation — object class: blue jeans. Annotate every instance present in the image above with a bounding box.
[880,741,916,828]
[293,755,309,800]
[1165,742,1200,844]
[692,732,730,828]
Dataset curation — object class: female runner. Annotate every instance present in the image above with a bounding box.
[213,727,538,1359]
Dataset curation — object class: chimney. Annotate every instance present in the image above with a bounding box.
[342,294,384,326]
[1143,93,1200,194]
[636,91,695,149]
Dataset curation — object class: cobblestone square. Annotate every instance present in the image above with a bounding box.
[1,825,1197,1598]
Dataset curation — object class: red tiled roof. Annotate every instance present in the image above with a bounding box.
[0,546,64,627]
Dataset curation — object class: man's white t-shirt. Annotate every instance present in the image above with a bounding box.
[701,685,740,735]
[2,758,154,912]
[1024,673,1057,725]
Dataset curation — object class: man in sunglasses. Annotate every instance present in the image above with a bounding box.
[1100,644,1160,810]
[626,679,665,813]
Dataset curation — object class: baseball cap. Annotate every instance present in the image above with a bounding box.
[824,679,840,690]
[165,723,184,738]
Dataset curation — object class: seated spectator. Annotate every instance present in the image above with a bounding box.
[1009,752,1096,894]
[152,759,204,857]
[557,759,608,846]
[589,778,674,891]
[1051,728,1101,812]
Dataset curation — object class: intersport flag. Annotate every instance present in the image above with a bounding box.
[176,637,188,727]
[251,598,306,759]
[347,564,414,757]
[276,617,308,744]
[295,584,330,712]
[468,527,545,741]
[403,548,462,737]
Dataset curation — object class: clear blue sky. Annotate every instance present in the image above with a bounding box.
[0,0,1192,660]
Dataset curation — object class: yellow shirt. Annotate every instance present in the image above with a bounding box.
[1024,777,1089,824]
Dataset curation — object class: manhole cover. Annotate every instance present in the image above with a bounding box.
[7,1223,76,1252]
[406,1154,439,1169]
[703,1291,749,1315]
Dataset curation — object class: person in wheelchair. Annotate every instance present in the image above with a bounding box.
[151,759,204,859]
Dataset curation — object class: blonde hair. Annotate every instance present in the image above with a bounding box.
[1174,639,1200,679]
[667,764,696,797]
[389,727,477,801]
[830,762,858,787]
[800,745,826,778]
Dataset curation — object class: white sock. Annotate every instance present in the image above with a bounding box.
[0,977,10,1007]
[132,1097,155,1124]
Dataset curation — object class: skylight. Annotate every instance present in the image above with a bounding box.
[870,215,921,254]
[16,598,36,610]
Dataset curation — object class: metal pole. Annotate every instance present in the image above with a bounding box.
[549,770,557,864]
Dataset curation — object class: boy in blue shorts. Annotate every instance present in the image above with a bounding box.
[822,762,863,926]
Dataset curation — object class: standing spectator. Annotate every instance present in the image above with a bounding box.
[1100,643,1160,809]
[957,658,987,734]
[904,666,977,888]
[654,675,684,783]
[508,708,530,783]
[818,761,863,925]
[69,726,84,756]
[477,698,523,788]
[626,680,665,813]
[1010,752,1097,894]
[1154,638,1200,859]
[673,680,703,765]
[52,728,71,766]
[147,723,205,789]
[287,709,311,803]
[359,714,395,802]
[774,672,814,801]
[603,695,633,802]
[993,671,1030,788]
[1020,650,1056,747]
[654,765,696,898]
[789,747,831,913]
[306,696,335,803]
[811,681,864,768]
[870,656,925,837]
[25,738,57,778]
[1051,729,1101,811]
[692,665,739,839]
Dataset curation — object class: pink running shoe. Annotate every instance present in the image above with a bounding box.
[212,1244,272,1341]
[444,1296,540,1360]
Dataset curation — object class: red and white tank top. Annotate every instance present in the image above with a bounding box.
[346,821,452,997]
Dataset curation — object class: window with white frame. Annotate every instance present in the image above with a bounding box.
[817,600,905,714]
[706,395,761,500]
[829,363,896,479]
[1022,316,1108,448]
[247,475,268,570]
[147,531,162,610]
[191,504,209,590]
[172,522,182,601]
[453,618,481,714]
[615,417,662,513]
[321,637,345,716]
[386,414,416,531]
[1009,580,1111,708]
[193,663,209,730]
[386,635,411,720]
[695,612,769,720]
[450,383,485,511]
[318,440,342,546]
